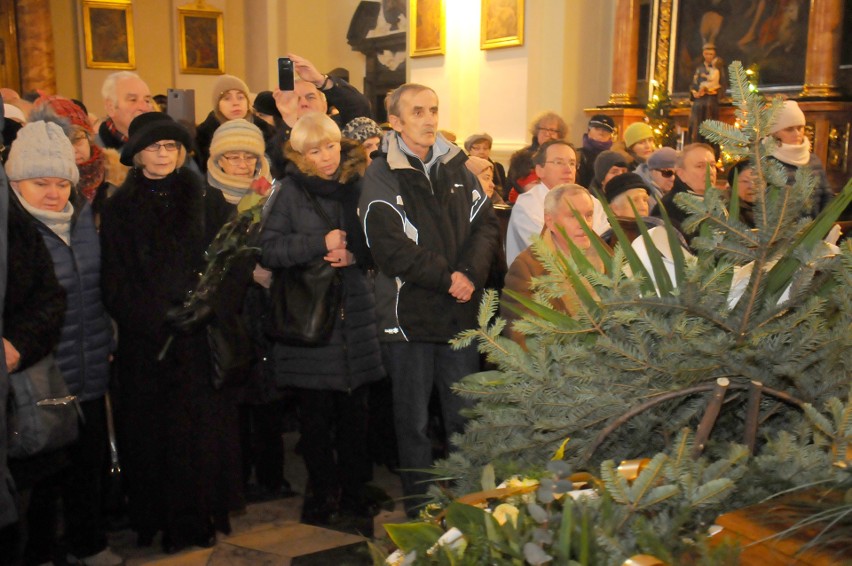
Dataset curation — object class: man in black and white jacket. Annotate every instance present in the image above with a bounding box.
[359,83,498,516]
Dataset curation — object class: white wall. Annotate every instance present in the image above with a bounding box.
[409,0,615,164]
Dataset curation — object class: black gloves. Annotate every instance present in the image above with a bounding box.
[165,302,215,334]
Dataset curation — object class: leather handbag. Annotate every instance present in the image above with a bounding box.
[207,312,253,389]
[268,187,342,346]
[7,354,79,458]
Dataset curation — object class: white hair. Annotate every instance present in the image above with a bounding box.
[101,71,143,104]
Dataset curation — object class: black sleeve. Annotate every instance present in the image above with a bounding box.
[4,202,66,369]
[325,77,372,125]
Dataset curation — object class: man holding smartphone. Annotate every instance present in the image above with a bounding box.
[267,53,371,178]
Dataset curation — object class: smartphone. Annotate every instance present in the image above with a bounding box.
[278,57,294,91]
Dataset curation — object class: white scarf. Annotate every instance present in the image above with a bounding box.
[15,189,74,245]
[771,137,811,168]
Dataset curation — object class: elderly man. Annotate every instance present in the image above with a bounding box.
[576,114,616,188]
[501,184,604,347]
[268,53,371,178]
[505,140,609,265]
[95,71,154,150]
[359,83,498,517]
[656,143,717,243]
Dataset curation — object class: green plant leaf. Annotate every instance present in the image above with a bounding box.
[384,522,444,553]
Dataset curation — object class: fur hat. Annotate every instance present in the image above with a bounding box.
[252,90,280,118]
[623,122,654,149]
[594,150,629,185]
[463,132,493,153]
[6,120,79,184]
[120,112,192,166]
[341,117,383,143]
[208,118,265,163]
[211,74,249,110]
[588,114,615,133]
[647,147,677,170]
[769,100,806,135]
[604,172,648,203]
[465,155,493,176]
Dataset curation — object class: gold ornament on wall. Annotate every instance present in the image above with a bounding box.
[82,0,135,70]
[480,0,524,50]
[409,0,445,57]
[178,1,224,74]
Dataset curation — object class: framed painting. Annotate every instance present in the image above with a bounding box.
[178,3,224,74]
[409,0,444,57]
[481,0,524,50]
[668,0,809,96]
[82,0,135,70]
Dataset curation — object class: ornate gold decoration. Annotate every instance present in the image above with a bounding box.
[827,122,850,173]
[653,0,673,88]
[178,1,224,74]
[82,0,135,70]
[608,92,635,106]
[480,0,524,50]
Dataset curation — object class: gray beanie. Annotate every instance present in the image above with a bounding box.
[593,150,629,185]
[6,120,79,185]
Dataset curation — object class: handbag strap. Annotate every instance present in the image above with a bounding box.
[299,185,337,230]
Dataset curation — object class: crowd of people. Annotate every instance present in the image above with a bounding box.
[0,51,837,565]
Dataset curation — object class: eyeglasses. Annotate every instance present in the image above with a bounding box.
[222,153,259,164]
[655,169,675,178]
[545,159,577,168]
[538,127,562,136]
[144,142,181,152]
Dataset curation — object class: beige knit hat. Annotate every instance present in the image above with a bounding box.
[208,118,266,164]
[6,120,79,185]
[769,100,806,135]
[211,74,249,110]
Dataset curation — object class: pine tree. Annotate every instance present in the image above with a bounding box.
[441,62,852,499]
[645,81,678,148]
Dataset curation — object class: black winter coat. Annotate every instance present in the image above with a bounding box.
[27,197,113,402]
[359,133,499,342]
[100,167,243,540]
[4,195,67,370]
[260,140,384,392]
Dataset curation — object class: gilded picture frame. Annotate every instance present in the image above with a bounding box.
[666,0,809,96]
[178,4,225,74]
[409,0,445,57]
[481,0,524,50]
[82,0,135,70]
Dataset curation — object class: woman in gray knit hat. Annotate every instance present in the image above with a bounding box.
[5,120,121,565]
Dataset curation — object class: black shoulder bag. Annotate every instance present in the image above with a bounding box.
[268,186,343,346]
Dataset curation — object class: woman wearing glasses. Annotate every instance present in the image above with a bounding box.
[100,113,242,553]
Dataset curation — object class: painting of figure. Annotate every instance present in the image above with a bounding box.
[673,0,809,94]
[482,0,523,48]
[83,2,135,69]
[179,9,224,74]
[410,0,444,56]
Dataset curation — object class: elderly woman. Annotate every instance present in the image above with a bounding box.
[0,123,69,565]
[206,119,297,501]
[100,113,242,553]
[260,112,383,529]
[6,120,119,564]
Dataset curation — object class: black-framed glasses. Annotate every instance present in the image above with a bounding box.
[144,142,181,152]
[655,169,675,178]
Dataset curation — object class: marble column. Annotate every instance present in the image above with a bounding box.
[608,0,640,106]
[16,0,56,94]
[800,0,844,98]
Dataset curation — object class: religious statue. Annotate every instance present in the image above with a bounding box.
[687,43,725,145]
